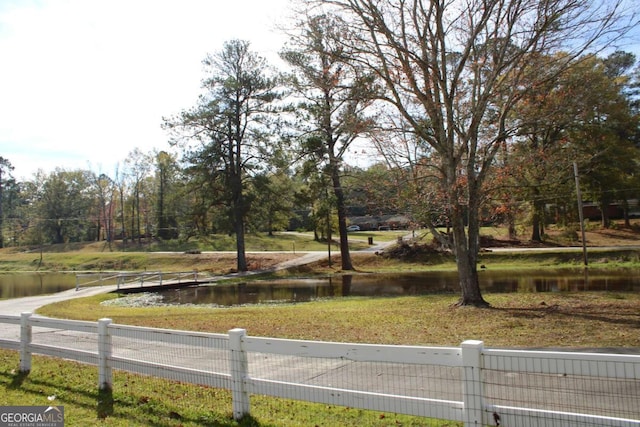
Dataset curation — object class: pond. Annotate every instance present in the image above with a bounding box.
[156,269,640,307]
[0,273,76,299]
[1,270,639,305]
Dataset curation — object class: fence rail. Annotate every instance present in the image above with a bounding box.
[0,312,638,426]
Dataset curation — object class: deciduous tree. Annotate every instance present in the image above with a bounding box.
[90,171,117,249]
[154,151,181,240]
[33,169,94,244]
[281,14,379,270]
[124,148,152,245]
[311,0,636,306]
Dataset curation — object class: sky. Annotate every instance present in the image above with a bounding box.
[0,0,293,179]
[0,0,639,180]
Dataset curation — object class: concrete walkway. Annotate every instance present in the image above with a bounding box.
[0,284,120,316]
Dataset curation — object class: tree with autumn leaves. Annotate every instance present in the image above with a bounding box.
[281,14,380,271]
[493,52,640,242]
[311,0,635,306]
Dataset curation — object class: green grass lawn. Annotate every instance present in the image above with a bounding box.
[37,292,640,348]
[0,231,408,272]
[2,226,640,425]
[3,291,639,426]
[0,349,443,427]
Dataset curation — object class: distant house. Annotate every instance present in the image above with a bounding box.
[348,214,411,231]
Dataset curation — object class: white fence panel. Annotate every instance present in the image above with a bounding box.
[0,339,19,351]
[27,343,98,365]
[109,323,228,350]
[243,335,461,365]
[0,314,21,325]
[0,315,20,350]
[243,334,466,421]
[488,405,640,427]
[109,356,231,390]
[29,316,98,334]
[0,313,638,426]
[484,348,640,379]
[483,348,640,426]
[248,379,464,421]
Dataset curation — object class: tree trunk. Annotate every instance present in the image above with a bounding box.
[96,213,102,243]
[136,188,142,245]
[235,211,247,272]
[451,208,488,307]
[599,197,611,228]
[507,212,517,241]
[531,197,543,242]
[330,160,353,271]
[231,166,248,272]
[120,188,127,249]
[232,174,248,272]
[158,169,166,240]
[447,168,489,307]
[622,199,631,228]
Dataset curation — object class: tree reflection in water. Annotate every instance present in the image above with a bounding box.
[156,270,640,306]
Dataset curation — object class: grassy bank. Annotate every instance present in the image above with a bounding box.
[37,292,640,349]
[2,225,640,273]
[0,231,404,272]
[3,243,640,275]
[0,349,439,427]
[0,251,301,274]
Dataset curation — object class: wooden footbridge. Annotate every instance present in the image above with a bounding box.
[75,271,216,293]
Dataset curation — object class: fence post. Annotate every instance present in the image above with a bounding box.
[98,318,113,390]
[19,312,32,372]
[461,340,484,426]
[229,328,250,420]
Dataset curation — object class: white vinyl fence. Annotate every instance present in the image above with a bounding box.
[0,312,638,426]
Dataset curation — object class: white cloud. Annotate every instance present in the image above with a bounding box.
[0,0,291,179]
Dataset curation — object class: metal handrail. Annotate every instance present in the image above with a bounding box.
[75,271,202,291]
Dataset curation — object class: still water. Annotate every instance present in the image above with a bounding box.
[0,273,76,299]
[1,270,639,305]
[158,270,640,307]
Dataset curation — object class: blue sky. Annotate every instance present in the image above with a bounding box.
[0,0,638,180]
[0,0,291,179]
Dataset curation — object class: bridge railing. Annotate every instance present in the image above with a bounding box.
[75,271,205,291]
